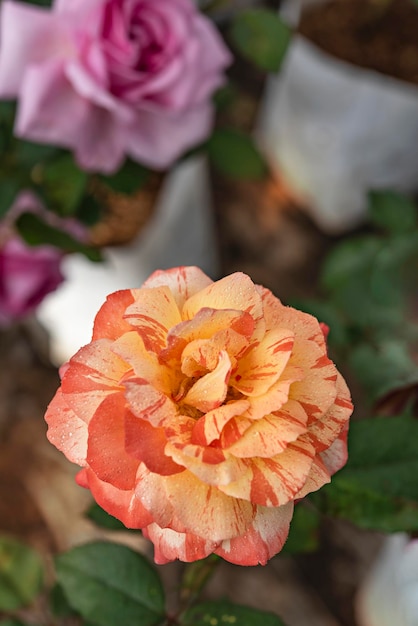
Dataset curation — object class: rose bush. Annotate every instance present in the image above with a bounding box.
[0,192,64,326]
[0,0,231,173]
[45,266,352,565]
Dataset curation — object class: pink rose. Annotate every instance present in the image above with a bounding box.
[0,236,64,326]
[45,266,353,565]
[0,0,231,173]
[0,190,81,326]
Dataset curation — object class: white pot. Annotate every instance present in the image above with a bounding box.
[356,534,418,626]
[37,156,219,365]
[257,0,418,233]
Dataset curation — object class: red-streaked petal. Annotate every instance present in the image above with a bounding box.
[142,266,213,310]
[244,374,304,421]
[124,412,184,476]
[231,328,295,396]
[124,377,178,427]
[307,372,353,451]
[61,338,128,422]
[184,350,231,412]
[111,331,177,395]
[166,433,248,487]
[294,454,331,499]
[87,392,138,490]
[92,289,136,341]
[123,286,182,352]
[163,472,255,542]
[219,439,315,506]
[162,307,254,367]
[45,389,88,466]
[257,286,327,350]
[182,272,265,339]
[215,502,294,565]
[288,340,338,423]
[192,399,250,446]
[80,467,153,529]
[143,524,218,564]
[320,421,349,476]
[225,411,308,458]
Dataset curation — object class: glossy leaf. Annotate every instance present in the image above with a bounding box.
[0,537,44,611]
[230,9,292,72]
[182,600,287,625]
[208,128,268,179]
[56,542,165,626]
[349,340,418,403]
[312,415,418,532]
[16,212,102,262]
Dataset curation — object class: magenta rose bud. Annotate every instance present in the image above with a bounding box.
[0,0,231,173]
[0,236,64,326]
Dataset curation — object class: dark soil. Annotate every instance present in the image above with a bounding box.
[299,0,418,86]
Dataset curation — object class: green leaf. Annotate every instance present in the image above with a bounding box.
[313,415,418,532]
[230,9,292,72]
[15,212,102,262]
[0,179,21,217]
[100,159,149,195]
[182,600,287,626]
[349,340,418,402]
[0,620,31,626]
[369,190,418,234]
[208,128,268,180]
[321,235,382,292]
[86,504,126,531]
[312,479,418,533]
[41,153,88,215]
[50,583,79,618]
[56,541,165,626]
[16,139,58,168]
[281,504,320,554]
[0,536,44,611]
[339,415,418,501]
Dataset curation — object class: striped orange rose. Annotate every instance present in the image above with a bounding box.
[45,266,352,565]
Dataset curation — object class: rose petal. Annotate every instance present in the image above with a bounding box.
[80,467,153,529]
[87,392,139,490]
[162,307,254,367]
[219,439,315,507]
[184,350,232,412]
[61,339,129,422]
[112,331,177,395]
[124,377,178,428]
[182,272,265,340]
[192,399,250,446]
[231,328,295,396]
[123,286,182,352]
[307,372,353,451]
[226,411,308,459]
[142,266,213,310]
[45,389,88,465]
[143,523,218,564]
[215,502,294,566]
[163,472,255,542]
[124,411,184,476]
[92,289,136,341]
[0,1,57,96]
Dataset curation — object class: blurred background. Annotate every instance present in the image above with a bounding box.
[1,0,418,624]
